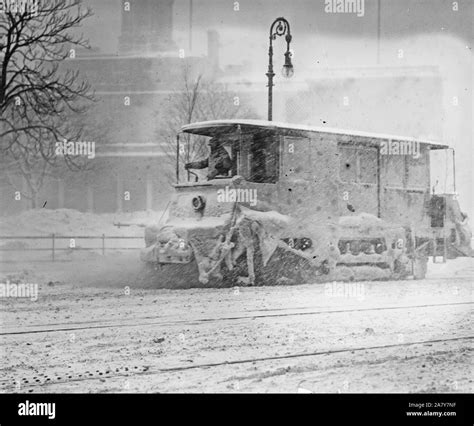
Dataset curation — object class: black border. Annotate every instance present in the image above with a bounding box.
[0,393,471,425]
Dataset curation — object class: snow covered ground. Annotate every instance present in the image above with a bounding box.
[0,253,472,393]
[0,209,472,393]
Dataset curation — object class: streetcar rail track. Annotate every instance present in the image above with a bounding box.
[1,301,472,337]
[1,335,472,392]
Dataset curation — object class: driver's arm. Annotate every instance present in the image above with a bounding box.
[185,158,209,169]
[207,168,219,180]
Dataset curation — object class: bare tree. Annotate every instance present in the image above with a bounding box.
[158,62,256,182]
[0,107,104,208]
[0,0,94,146]
[0,128,57,208]
[0,0,96,208]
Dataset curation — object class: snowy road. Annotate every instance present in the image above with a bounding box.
[0,257,472,393]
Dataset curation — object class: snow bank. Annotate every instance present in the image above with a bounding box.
[0,208,165,237]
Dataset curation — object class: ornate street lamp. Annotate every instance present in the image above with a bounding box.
[266,17,293,121]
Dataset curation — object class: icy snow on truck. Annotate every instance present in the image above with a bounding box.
[139,119,472,287]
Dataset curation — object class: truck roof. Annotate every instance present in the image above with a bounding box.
[181,119,449,149]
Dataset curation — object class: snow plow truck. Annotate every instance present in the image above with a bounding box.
[138,119,472,287]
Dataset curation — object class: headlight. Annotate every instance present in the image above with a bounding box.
[192,195,206,211]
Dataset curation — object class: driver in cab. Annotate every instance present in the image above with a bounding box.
[185,138,232,180]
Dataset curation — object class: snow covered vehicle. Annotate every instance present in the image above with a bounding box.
[140,119,471,287]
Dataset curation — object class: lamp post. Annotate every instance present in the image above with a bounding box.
[266,17,293,121]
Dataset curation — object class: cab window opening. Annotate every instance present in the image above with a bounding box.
[180,131,279,184]
[248,132,279,183]
[182,134,234,182]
